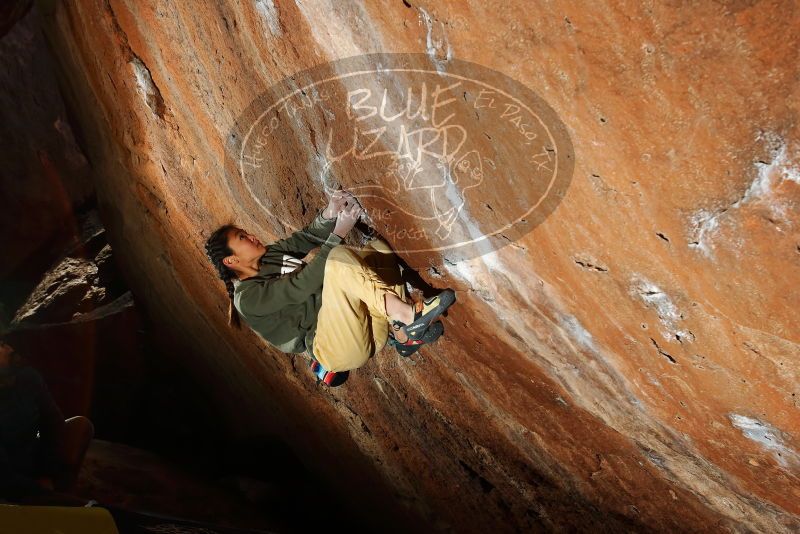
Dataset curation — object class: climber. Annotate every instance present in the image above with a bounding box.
[204,189,456,385]
[0,337,95,504]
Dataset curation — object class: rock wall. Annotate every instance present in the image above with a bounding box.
[0,2,94,319]
[35,0,799,531]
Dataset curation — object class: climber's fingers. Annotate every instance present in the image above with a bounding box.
[337,191,362,213]
[343,200,363,218]
[327,190,350,215]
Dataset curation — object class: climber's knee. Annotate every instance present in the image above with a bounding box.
[328,244,352,261]
[327,244,363,271]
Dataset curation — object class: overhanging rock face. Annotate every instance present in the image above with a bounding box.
[38,1,799,531]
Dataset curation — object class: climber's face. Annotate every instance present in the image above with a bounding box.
[224,228,266,272]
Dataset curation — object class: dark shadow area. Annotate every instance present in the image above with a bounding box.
[0,6,377,530]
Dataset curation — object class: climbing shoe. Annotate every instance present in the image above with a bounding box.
[309,360,348,387]
[388,320,445,357]
[392,289,456,342]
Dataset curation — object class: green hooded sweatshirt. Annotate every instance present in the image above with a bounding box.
[232,210,342,359]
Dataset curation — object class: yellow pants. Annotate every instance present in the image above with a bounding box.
[312,238,407,372]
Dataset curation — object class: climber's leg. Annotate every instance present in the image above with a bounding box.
[356,238,407,352]
[313,245,405,372]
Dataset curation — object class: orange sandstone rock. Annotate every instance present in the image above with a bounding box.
[35,1,800,531]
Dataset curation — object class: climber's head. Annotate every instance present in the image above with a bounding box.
[205,224,263,329]
[223,227,266,270]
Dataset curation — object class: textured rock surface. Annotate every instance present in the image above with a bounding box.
[35,0,799,532]
[0,4,94,322]
[75,439,278,530]
[75,438,382,532]
[11,240,126,325]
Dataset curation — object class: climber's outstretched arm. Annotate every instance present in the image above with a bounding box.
[268,210,337,258]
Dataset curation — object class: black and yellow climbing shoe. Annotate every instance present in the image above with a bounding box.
[392,289,456,342]
[388,320,445,357]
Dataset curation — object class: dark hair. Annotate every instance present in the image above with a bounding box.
[205,224,242,329]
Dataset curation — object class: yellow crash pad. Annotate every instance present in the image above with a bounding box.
[0,504,118,534]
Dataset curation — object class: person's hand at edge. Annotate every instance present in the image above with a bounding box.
[333,201,364,239]
[322,189,355,219]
